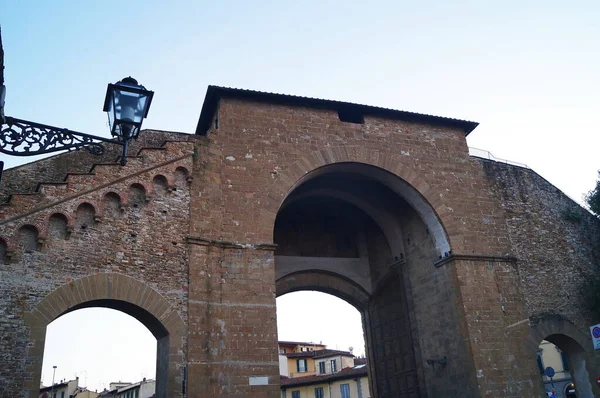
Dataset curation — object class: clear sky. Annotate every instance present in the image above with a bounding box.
[2,0,600,393]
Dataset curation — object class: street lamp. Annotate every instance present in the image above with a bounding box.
[103,76,154,164]
[0,28,154,175]
[0,76,153,167]
[51,365,57,398]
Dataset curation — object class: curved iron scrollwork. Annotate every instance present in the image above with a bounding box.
[1,117,122,157]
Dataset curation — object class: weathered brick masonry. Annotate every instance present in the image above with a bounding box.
[1,86,599,397]
[1,135,196,397]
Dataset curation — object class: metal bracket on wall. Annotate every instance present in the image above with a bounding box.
[426,356,447,370]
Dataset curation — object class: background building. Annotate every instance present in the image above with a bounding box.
[281,365,369,398]
[97,379,155,398]
[39,378,79,398]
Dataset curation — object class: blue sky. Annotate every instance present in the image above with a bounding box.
[2,0,600,392]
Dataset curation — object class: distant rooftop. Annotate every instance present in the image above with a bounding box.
[278,340,326,347]
[195,86,479,136]
[285,348,354,359]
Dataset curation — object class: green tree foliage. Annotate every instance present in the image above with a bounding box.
[586,171,600,217]
[580,171,600,321]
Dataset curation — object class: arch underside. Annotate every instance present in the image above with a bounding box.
[276,270,370,311]
[23,273,185,398]
[281,162,450,257]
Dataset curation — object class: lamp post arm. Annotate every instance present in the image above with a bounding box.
[1,116,124,159]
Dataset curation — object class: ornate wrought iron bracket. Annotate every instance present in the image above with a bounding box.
[1,116,128,165]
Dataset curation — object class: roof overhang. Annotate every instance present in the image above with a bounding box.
[195,86,478,136]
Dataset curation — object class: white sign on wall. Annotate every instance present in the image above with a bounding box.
[589,323,600,350]
[249,376,269,386]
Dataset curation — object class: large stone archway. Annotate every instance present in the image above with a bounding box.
[23,273,186,397]
[272,161,477,397]
[262,147,455,257]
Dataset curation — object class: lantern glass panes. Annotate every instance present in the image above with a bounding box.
[103,77,153,141]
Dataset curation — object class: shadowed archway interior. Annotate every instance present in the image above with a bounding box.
[273,162,459,398]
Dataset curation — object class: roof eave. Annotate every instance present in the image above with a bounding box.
[195,86,479,136]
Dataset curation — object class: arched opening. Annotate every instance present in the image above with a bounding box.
[538,335,592,398]
[274,162,463,398]
[527,315,596,398]
[276,290,369,398]
[41,307,157,394]
[23,273,185,398]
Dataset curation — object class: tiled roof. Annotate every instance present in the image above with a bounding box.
[280,366,368,388]
[195,86,479,136]
[353,357,367,366]
[285,349,354,359]
[313,349,355,359]
[39,381,69,392]
[285,351,316,358]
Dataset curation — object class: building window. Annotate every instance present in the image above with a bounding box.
[318,361,326,374]
[292,390,300,398]
[297,359,307,373]
[315,386,324,398]
[279,349,285,354]
[330,359,337,373]
[61,392,65,398]
[340,383,350,398]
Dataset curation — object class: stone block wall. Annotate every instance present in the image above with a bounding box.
[186,97,527,396]
[0,134,195,397]
[481,160,600,396]
[2,89,599,397]
[480,160,600,328]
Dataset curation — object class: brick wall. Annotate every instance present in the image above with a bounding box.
[481,160,600,396]
[2,91,599,397]
[186,97,520,397]
[481,160,600,327]
[0,134,194,397]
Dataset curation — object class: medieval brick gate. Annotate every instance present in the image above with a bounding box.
[1,86,600,397]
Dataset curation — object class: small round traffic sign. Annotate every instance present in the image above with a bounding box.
[596,376,600,386]
[593,326,600,339]
[544,366,555,378]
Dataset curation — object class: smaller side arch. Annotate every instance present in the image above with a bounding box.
[525,314,597,398]
[525,314,592,355]
[23,273,186,398]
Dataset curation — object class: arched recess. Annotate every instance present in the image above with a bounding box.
[276,270,370,311]
[23,273,185,398]
[525,315,596,398]
[264,151,452,257]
